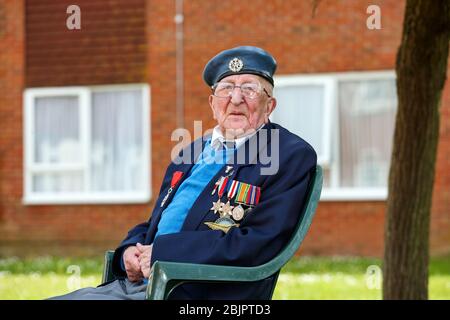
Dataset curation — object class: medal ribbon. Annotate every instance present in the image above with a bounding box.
[249,185,256,205]
[171,171,183,188]
[217,176,229,198]
[234,182,261,206]
[227,180,239,200]
[255,187,261,205]
[236,183,249,203]
[161,171,183,207]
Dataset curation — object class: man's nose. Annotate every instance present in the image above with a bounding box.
[230,87,244,105]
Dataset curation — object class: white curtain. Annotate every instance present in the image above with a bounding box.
[272,85,325,157]
[90,89,144,192]
[338,79,397,187]
[33,96,83,192]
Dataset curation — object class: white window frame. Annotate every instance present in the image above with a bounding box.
[23,83,151,205]
[274,71,396,201]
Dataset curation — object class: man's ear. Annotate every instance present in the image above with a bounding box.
[209,95,217,120]
[265,97,277,121]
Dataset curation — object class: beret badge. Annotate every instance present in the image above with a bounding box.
[228,58,244,72]
[203,46,276,86]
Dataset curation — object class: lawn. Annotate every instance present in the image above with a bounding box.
[0,256,449,300]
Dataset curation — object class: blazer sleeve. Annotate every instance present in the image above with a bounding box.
[111,221,151,277]
[150,143,317,267]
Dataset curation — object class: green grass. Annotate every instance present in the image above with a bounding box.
[0,256,449,300]
[273,256,450,300]
[0,256,104,300]
[0,256,104,275]
[0,274,102,300]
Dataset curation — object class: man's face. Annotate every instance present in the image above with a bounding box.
[209,74,277,138]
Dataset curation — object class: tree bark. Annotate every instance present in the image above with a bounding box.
[383,0,449,299]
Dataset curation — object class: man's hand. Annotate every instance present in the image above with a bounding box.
[123,245,144,282]
[137,243,153,279]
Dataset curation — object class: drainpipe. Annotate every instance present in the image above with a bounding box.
[175,0,184,128]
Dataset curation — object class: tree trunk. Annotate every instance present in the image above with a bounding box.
[383,0,449,299]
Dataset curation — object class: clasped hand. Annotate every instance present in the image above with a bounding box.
[122,243,153,282]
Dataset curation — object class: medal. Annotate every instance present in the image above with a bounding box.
[206,175,261,232]
[221,179,239,219]
[232,205,245,221]
[205,217,239,234]
[210,200,223,214]
[210,176,229,214]
[160,171,183,207]
[221,200,234,218]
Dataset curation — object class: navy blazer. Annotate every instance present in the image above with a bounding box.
[112,122,317,299]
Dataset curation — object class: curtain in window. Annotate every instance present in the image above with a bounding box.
[338,79,397,187]
[91,89,144,192]
[33,96,83,192]
[272,85,325,157]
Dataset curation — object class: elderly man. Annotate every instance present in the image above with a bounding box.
[50,46,317,300]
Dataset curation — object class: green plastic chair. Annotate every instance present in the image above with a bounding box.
[102,165,323,300]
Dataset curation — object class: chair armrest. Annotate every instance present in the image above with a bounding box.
[146,260,277,300]
[102,250,117,284]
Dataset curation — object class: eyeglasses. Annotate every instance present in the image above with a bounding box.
[211,82,271,99]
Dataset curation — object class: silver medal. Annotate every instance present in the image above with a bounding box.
[232,205,245,221]
[210,200,224,214]
[221,200,234,218]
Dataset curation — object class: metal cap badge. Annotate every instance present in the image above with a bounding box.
[228,58,243,72]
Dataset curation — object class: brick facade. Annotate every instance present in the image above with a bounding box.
[0,0,448,257]
[25,0,147,87]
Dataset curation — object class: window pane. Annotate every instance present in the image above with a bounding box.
[32,172,83,192]
[338,79,397,187]
[34,96,81,163]
[272,85,324,157]
[91,89,144,192]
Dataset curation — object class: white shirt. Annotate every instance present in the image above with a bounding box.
[210,124,265,151]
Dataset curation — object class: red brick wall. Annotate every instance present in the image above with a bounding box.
[0,0,26,248]
[25,0,147,87]
[0,0,448,257]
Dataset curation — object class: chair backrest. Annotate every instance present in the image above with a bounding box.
[263,165,323,298]
[272,166,322,267]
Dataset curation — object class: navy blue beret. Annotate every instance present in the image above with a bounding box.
[203,46,277,87]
